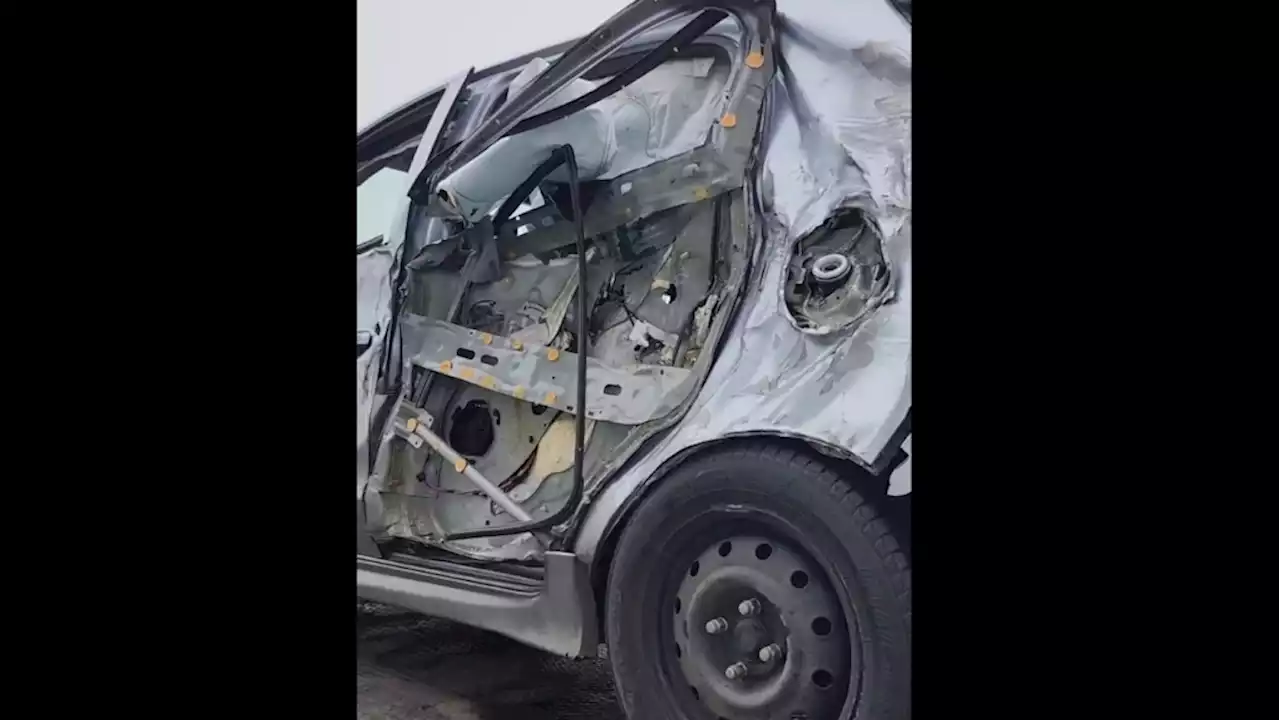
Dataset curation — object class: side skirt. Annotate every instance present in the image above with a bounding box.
[356,550,598,658]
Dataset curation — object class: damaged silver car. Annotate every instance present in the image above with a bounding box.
[357,0,910,717]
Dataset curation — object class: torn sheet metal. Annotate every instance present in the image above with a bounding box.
[574,0,911,563]
[784,208,893,334]
[357,0,910,564]
[357,69,472,486]
[357,244,396,481]
[437,53,732,223]
[762,0,910,240]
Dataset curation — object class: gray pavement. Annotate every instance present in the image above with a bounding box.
[357,601,625,720]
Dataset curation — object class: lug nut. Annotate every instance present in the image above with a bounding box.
[738,598,762,617]
[758,643,784,662]
[704,617,729,634]
[725,661,749,680]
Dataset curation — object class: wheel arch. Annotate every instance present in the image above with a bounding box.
[579,431,904,636]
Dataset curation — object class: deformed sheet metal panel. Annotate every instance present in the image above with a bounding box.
[360,0,911,570]
[402,314,694,425]
[573,0,912,565]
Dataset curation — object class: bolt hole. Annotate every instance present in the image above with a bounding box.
[675,644,682,658]
[755,543,773,560]
[480,354,498,366]
[790,570,810,588]
[674,597,681,614]
[812,617,832,635]
[456,347,476,360]
[449,400,494,457]
[812,669,833,688]
[689,561,700,577]
[718,542,732,557]
[603,383,622,396]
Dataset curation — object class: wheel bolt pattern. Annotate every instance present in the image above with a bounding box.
[674,535,850,718]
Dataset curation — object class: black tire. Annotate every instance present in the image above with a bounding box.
[605,444,911,720]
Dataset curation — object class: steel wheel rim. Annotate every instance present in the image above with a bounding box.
[670,534,853,719]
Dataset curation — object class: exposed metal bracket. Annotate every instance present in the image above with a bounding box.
[402,314,693,425]
[404,415,535,525]
[390,409,433,449]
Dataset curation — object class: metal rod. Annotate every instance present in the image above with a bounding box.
[408,419,533,523]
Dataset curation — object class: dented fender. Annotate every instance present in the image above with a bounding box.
[569,0,910,566]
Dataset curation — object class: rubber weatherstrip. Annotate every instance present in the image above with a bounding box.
[491,149,578,231]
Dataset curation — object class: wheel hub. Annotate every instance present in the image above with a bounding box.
[672,536,851,719]
[732,619,767,656]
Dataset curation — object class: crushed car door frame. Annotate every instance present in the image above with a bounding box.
[358,68,471,558]
[357,0,780,655]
